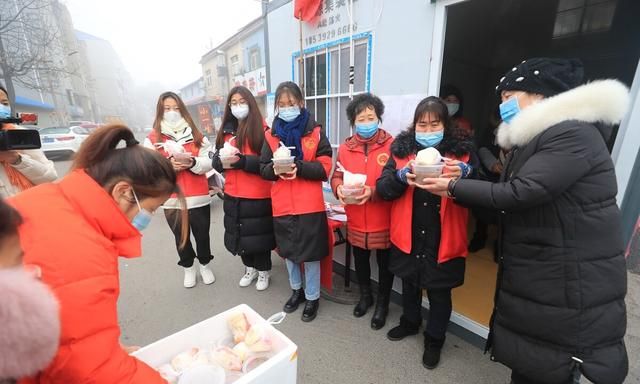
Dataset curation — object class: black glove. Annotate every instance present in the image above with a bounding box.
[210,151,223,172]
[230,153,246,170]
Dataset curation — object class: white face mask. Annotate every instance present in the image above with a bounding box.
[164,110,182,124]
[446,103,460,117]
[231,104,249,120]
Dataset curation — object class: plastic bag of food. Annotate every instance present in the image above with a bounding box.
[227,312,250,343]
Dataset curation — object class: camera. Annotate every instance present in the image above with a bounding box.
[0,116,41,151]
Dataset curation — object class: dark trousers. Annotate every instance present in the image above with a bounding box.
[165,205,213,268]
[240,251,272,272]
[511,371,580,384]
[353,247,394,296]
[402,278,452,340]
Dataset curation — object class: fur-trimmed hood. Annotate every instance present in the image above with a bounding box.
[497,79,629,149]
[391,129,474,159]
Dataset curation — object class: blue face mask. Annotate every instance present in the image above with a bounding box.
[355,121,379,139]
[0,104,11,119]
[130,189,153,232]
[278,106,301,122]
[415,131,444,148]
[499,96,521,124]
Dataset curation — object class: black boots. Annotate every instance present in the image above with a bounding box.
[353,285,374,317]
[301,299,319,322]
[386,316,420,341]
[371,267,393,329]
[283,289,319,322]
[283,288,306,313]
[422,334,445,369]
[370,293,390,329]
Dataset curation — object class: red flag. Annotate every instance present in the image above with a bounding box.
[294,0,322,22]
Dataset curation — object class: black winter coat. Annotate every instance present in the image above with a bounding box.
[376,130,475,290]
[453,80,629,384]
[259,117,332,263]
[213,122,276,256]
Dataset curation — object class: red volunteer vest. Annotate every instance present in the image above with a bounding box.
[265,126,330,217]
[338,138,393,233]
[223,130,272,200]
[147,133,209,198]
[389,153,470,264]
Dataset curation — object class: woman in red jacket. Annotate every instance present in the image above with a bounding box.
[212,86,275,291]
[10,125,186,383]
[376,97,476,370]
[331,93,395,329]
[145,92,214,289]
[260,82,332,322]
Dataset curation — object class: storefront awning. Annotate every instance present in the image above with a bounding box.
[15,95,55,110]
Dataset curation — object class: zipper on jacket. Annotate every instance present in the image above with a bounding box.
[364,144,368,233]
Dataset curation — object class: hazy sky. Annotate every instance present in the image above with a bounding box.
[63,0,263,89]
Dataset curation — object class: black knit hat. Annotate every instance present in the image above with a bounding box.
[495,58,585,98]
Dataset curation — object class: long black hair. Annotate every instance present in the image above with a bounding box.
[216,86,265,153]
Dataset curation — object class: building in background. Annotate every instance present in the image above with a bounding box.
[199,16,267,133]
[0,0,96,127]
[266,0,640,340]
[179,77,214,135]
[75,30,136,126]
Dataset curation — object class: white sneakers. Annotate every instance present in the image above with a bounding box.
[183,265,197,288]
[184,264,267,290]
[239,267,258,287]
[183,262,216,288]
[256,271,270,291]
[239,268,270,290]
[199,263,215,285]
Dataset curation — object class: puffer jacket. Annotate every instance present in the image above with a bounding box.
[453,80,630,384]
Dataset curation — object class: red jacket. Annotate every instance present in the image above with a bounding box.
[146,133,209,199]
[390,153,470,264]
[263,125,332,217]
[11,170,166,384]
[222,125,272,200]
[331,130,393,234]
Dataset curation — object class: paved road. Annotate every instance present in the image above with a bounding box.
[50,159,639,384]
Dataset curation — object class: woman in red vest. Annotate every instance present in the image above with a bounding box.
[145,92,214,288]
[330,93,395,329]
[11,125,185,383]
[212,86,275,291]
[260,82,332,322]
[376,97,477,370]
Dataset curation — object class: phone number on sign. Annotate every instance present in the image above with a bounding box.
[305,23,358,46]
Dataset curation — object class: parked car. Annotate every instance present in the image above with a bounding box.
[39,126,90,159]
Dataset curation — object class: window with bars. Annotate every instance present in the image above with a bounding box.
[553,0,617,38]
[249,47,261,71]
[294,37,370,146]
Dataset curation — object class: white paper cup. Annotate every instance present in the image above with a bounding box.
[272,156,295,175]
[412,163,444,185]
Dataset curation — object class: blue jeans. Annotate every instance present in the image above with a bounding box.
[285,259,321,300]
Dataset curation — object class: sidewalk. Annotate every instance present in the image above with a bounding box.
[117,200,639,383]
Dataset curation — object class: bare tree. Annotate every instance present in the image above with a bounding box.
[0,0,75,112]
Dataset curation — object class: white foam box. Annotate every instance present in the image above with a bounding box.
[133,304,298,384]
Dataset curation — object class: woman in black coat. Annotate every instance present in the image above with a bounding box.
[423,58,630,384]
[376,97,477,370]
[212,86,275,291]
